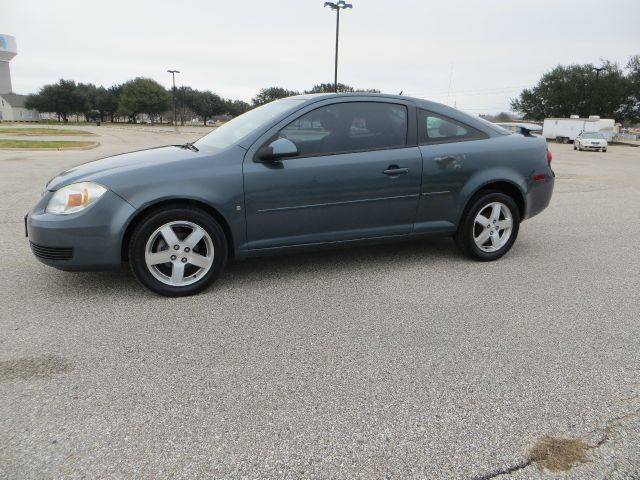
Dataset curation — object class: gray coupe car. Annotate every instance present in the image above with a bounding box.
[26,94,555,296]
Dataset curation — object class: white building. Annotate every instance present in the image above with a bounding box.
[0,93,39,121]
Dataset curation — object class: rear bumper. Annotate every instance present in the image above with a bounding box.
[26,190,136,271]
[524,169,555,220]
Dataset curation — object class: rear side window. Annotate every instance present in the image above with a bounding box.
[419,110,487,145]
[275,102,408,157]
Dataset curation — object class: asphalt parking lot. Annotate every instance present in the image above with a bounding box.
[1,126,639,479]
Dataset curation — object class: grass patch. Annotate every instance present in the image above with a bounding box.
[529,435,590,472]
[0,127,95,136]
[0,139,97,149]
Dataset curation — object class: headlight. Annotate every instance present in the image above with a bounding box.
[46,182,108,215]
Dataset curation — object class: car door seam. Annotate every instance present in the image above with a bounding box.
[257,194,420,213]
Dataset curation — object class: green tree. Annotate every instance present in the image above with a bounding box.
[480,112,515,122]
[305,83,380,94]
[224,99,251,117]
[252,87,299,106]
[616,55,640,124]
[76,82,100,121]
[25,79,88,122]
[95,86,120,122]
[118,77,170,123]
[511,61,630,120]
[307,83,354,93]
[191,91,225,125]
[175,86,199,125]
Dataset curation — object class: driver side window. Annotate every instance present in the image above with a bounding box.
[275,102,408,157]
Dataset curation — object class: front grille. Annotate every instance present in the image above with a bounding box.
[30,242,73,261]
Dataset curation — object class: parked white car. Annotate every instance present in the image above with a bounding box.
[574,131,608,152]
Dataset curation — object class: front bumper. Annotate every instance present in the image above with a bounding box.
[26,190,136,271]
[581,143,607,150]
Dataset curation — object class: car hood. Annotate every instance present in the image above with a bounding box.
[47,145,202,191]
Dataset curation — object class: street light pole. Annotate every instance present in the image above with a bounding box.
[167,69,180,125]
[324,1,352,93]
[591,66,605,116]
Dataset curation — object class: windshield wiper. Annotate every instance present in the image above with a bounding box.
[179,142,199,152]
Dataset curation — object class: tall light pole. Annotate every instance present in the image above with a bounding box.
[324,1,352,93]
[167,69,180,125]
[591,66,605,116]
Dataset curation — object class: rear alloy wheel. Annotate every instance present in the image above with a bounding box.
[128,207,227,296]
[455,192,520,261]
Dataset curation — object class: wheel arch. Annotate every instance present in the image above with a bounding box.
[461,180,526,222]
[121,198,235,262]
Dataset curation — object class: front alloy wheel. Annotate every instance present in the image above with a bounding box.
[129,207,227,296]
[455,192,520,261]
[144,221,214,287]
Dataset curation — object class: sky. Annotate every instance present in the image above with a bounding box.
[3,0,639,115]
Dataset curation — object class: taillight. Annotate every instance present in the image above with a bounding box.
[547,149,553,165]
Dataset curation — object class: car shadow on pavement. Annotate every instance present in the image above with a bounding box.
[223,237,459,284]
[32,237,460,298]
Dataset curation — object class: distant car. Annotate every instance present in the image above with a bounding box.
[26,93,555,296]
[574,131,608,152]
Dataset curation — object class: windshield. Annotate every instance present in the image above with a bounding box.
[195,99,304,150]
[581,132,604,139]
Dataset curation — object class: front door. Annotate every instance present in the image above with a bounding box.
[243,100,422,250]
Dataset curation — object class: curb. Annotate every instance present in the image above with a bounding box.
[0,141,101,151]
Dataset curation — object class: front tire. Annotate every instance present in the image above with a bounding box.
[455,192,520,261]
[128,207,228,296]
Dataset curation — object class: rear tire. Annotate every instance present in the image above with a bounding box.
[128,207,228,296]
[455,192,520,261]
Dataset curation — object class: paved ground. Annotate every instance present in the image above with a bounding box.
[1,126,639,479]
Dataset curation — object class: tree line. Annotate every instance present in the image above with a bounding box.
[25,78,251,124]
[511,55,640,124]
[25,79,379,124]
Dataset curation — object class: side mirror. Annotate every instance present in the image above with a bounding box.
[256,138,298,162]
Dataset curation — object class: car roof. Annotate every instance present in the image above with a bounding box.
[291,92,446,110]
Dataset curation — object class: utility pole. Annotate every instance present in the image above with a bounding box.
[324,1,352,93]
[167,69,180,126]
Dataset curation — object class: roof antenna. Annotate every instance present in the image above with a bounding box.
[398,90,403,95]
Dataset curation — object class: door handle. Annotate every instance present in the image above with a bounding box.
[383,166,409,175]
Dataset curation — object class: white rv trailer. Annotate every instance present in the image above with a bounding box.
[542,116,615,143]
